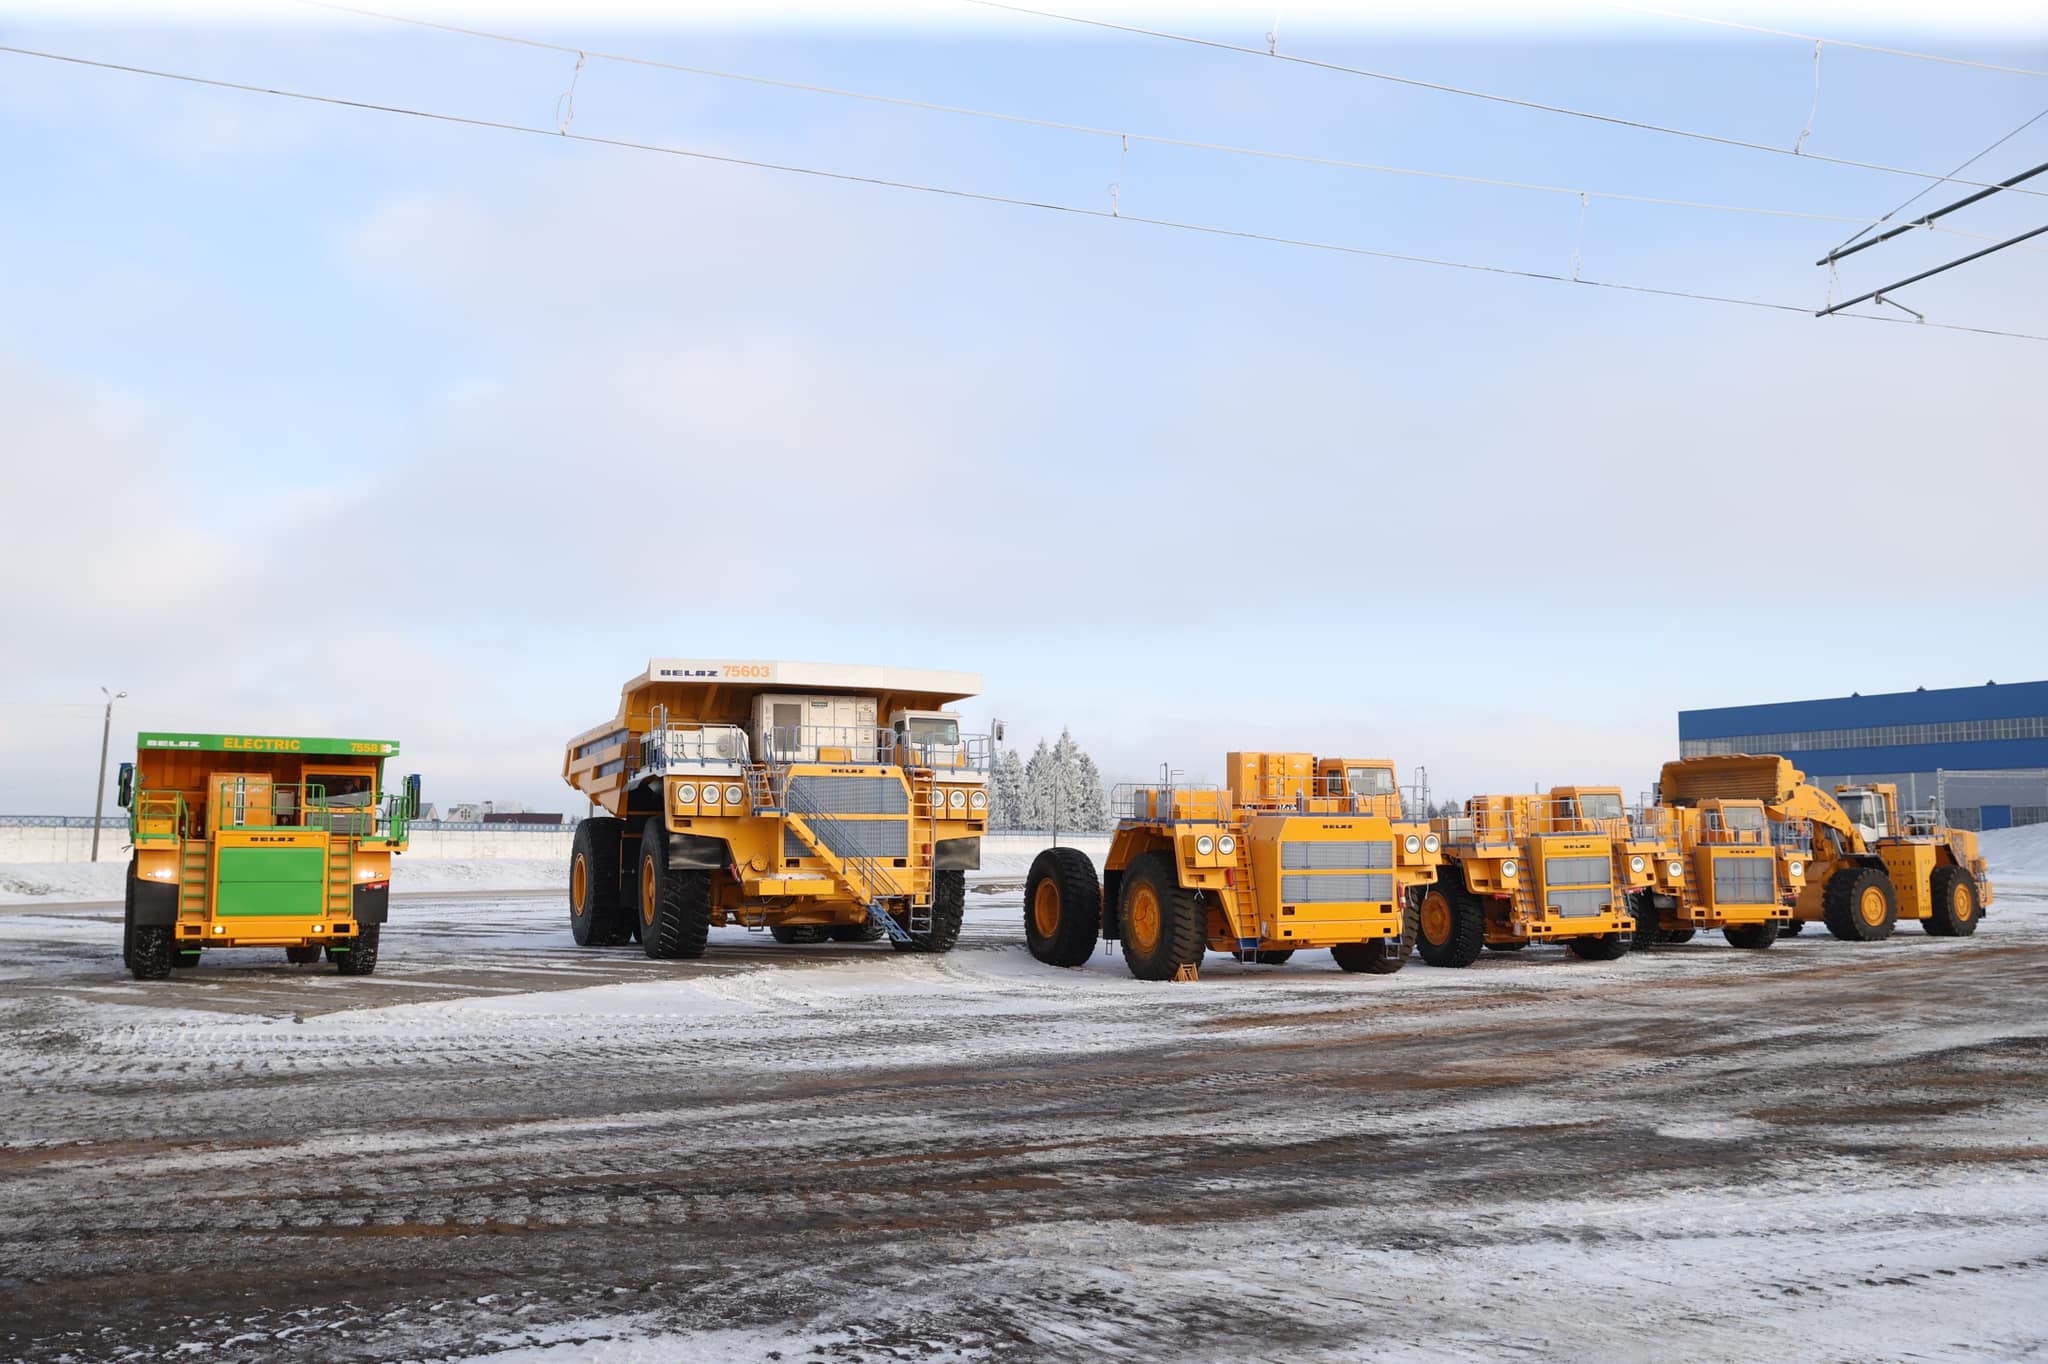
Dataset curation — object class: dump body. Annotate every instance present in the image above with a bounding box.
[1022,753,1440,980]
[561,660,987,956]
[1417,793,1636,963]
[1657,754,1993,941]
[117,732,418,978]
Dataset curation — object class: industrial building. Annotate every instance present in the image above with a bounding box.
[1678,680,2048,830]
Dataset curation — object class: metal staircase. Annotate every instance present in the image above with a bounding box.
[748,763,926,944]
[178,840,209,915]
[325,836,354,914]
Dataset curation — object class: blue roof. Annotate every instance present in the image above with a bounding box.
[1679,680,2048,740]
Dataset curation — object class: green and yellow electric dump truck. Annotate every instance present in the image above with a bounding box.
[116,732,420,980]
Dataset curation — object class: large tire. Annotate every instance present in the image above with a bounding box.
[1116,852,1206,981]
[128,924,174,980]
[638,819,712,960]
[827,921,886,943]
[1565,932,1630,961]
[893,869,967,954]
[1665,928,1696,943]
[170,948,200,969]
[1925,866,1981,938]
[770,925,828,944]
[1629,891,1664,949]
[1250,949,1295,965]
[1823,866,1897,942]
[1485,941,1528,953]
[1723,922,1780,950]
[334,924,381,975]
[569,817,632,947]
[285,946,323,964]
[1414,871,1484,968]
[1024,847,1102,967]
[1779,920,1804,937]
[1331,936,1408,975]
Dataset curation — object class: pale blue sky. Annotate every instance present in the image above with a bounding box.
[2,5,2043,813]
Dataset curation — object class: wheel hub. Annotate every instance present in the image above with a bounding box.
[1032,880,1060,937]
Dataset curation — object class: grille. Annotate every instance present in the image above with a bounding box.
[1712,856,1775,905]
[785,820,908,861]
[1280,872,1393,904]
[1548,887,1611,918]
[1544,855,1610,887]
[1281,840,1393,870]
[784,775,908,815]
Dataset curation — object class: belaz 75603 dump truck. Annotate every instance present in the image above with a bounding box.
[116,732,419,980]
[562,660,989,958]
[1659,754,1992,941]
[1414,793,1636,964]
[1024,751,1441,981]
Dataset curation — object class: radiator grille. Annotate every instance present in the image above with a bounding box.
[1548,887,1612,918]
[1280,872,1394,904]
[1712,856,1775,905]
[1544,855,1610,887]
[785,821,908,861]
[1282,840,1393,870]
[784,775,908,815]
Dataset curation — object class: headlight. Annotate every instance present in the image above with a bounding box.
[969,790,987,809]
[932,789,946,807]
[675,783,697,805]
[1405,834,1421,854]
[1424,834,1439,853]
[1630,855,1645,874]
[1218,834,1236,856]
[1501,858,1518,877]
[1789,860,1804,877]
[950,789,967,809]
[1196,835,1215,856]
[1668,861,1683,878]
[701,784,720,804]
[724,784,743,805]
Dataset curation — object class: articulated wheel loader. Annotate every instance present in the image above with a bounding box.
[562,660,990,958]
[1415,793,1637,964]
[1024,752,1441,981]
[116,732,420,980]
[1657,755,1992,942]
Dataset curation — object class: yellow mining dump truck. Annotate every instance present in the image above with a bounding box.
[115,732,419,980]
[1023,751,1441,980]
[1628,772,1801,950]
[561,660,989,957]
[1415,793,1635,964]
[1659,754,1992,941]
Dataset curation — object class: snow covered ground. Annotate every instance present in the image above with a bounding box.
[2,873,2045,1362]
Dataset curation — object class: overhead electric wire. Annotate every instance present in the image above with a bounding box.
[1827,104,2048,256]
[1819,158,2048,265]
[957,0,2048,201]
[298,0,2045,249]
[3,41,2044,345]
[1816,222,2048,316]
[1605,4,2048,81]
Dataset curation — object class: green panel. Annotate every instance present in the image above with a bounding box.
[215,847,327,917]
[140,732,399,757]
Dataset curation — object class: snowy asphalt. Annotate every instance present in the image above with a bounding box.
[2,881,2045,1362]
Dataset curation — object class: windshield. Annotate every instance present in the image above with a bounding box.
[1722,805,1766,833]
[1837,792,1887,830]
[1578,793,1624,820]
[309,774,373,808]
[906,716,960,745]
[1347,767,1395,796]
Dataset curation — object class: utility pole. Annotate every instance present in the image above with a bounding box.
[90,686,126,862]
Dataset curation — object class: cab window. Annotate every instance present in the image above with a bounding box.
[1722,806,1765,833]
[1347,767,1395,796]
[907,716,960,745]
[1578,793,1624,820]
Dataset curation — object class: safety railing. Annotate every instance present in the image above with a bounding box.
[640,719,751,773]
[755,724,992,773]
[1898,805,1948,837]
[1698,810,1771,846]
[1770,817,1814,852]
[1114,782,1230,824]
[130,790,191,844]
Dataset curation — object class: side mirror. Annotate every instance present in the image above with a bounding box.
[116,762,134,810]
[992,721,1006,742]
[405,773,423,818]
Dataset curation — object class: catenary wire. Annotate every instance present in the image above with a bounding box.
[1828,105,2048,255]
[2,41,2043,345]
[1605,4,2048,81]
[956,0,2048,201]
[296,0,2044,248]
